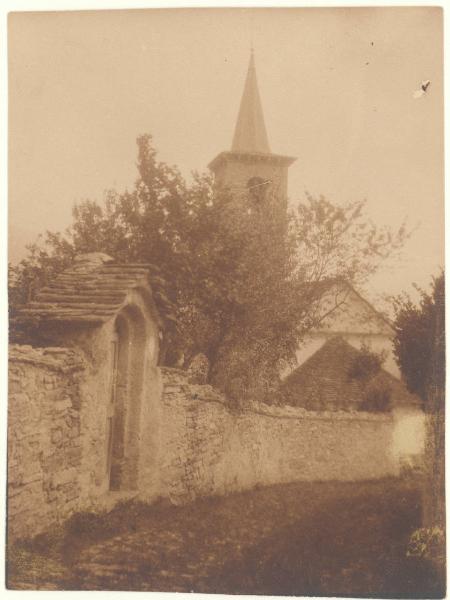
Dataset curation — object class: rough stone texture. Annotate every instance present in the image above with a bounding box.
[159,368,401,505]
[8,278,162,543]
[8,339,419,543]
[8,345,86,540]
[186,353,210,384]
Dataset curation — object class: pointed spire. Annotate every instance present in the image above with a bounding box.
[231,50,271,154]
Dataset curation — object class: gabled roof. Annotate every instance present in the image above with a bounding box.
[281,336,420,411]
[231,50,270,154]
[300,278,394,332]
[14,253,159,327]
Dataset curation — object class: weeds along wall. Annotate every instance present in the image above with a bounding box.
[8,350,400,543]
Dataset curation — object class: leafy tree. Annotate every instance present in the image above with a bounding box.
[360,379,392,413]
[9,134,409,403]
[393,272,445,409]
[393,272,445,530]
[293,193,407,285]
[347,344,386,382]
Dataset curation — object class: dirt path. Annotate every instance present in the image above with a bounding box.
[8,477,442,597]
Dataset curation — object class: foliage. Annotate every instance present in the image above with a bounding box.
[347,345,391,413]
[393,272,445,408]
[9,135,409,403]
[347,344,386,382]
[8,234,75,315]
[292,193,408,286]
[393,274,445,533]
[360,379,392,413]
[407,527,445,564]
[63,499,155,544]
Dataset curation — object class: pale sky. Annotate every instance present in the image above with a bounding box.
[8,7,444,305]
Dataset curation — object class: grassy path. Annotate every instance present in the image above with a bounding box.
[7,477,443,597]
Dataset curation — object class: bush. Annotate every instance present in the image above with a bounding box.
[360,380,392,412]
[348,345,386,382]
[64,509,112,540]
[407,526,445,566]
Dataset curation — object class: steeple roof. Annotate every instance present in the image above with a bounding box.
[231,51,271,154]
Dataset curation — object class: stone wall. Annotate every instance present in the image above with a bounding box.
[8,345,86,541]
[8,315,162,542]
[8,351,404,543]
[160,368,401,504]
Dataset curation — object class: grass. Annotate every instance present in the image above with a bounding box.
[6,476,446,597]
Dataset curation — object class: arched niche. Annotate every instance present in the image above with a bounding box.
[107,304,148,491]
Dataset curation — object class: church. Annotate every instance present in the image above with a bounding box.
[207,52,403,393]
[7,51,425,546]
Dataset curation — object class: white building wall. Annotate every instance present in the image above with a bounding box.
[283,283,400,379]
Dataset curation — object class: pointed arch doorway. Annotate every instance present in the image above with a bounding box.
[106,306,147,491]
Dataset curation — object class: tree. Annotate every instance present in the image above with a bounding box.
[347,343,386,382]
[393,272,445,409]
[9,134,409,403]
[393,272,445,531]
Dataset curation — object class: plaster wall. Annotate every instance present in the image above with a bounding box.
[291,332,399,379]
[214,157,289,202]
[283,284,400,379]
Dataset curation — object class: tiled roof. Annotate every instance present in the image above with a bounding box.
[281,336,420,411]
[14,253,160,327]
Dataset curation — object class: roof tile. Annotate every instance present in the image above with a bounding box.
[15,254,154,327]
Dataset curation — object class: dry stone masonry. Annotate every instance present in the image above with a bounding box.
[7,253,421,544]
[160,368,400,504]
[8,345,86,540]
[9,348,403,542]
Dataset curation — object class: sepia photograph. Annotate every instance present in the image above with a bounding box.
[6,4,445,597]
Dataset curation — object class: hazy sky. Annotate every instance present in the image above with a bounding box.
[8,7,444,304]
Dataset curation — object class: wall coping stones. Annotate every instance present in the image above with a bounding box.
[244,401,393,422]
[160,367,393,422]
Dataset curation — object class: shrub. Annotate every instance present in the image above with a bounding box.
[407,527,445,565]
[360,379,392,412]
[64,499,156,543]
[348,344,386,382]
[64,510,112,540]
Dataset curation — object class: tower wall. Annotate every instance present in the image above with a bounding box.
[208,52,296,209]
[213,156,290,202]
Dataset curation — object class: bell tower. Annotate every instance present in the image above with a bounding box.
[208,50,296,208]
